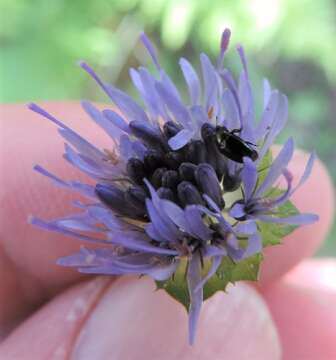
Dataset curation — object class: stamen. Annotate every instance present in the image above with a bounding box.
[177,181,204,207]
[126,158,146,184]
[161,170,179,189]
[217,28,231,69]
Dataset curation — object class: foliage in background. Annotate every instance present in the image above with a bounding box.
[1,0,335,255]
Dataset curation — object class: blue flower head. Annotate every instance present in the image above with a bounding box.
[29,29,318,345]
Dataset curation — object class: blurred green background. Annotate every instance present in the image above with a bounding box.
[1,0,335,255]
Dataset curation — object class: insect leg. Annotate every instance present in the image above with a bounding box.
[230,127,242,135]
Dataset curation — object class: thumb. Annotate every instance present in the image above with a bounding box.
[0,276,281,360]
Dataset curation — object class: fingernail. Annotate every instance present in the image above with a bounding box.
[71,277,281,360]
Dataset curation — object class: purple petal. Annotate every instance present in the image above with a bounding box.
[80,62,109,96]
[30,217,107,244]
[290,151,316,195]
[243,233,262,258]
[63,144,106,178]
[179,58,201,105]
[130,67,168,122]
[227,233,240,250]
[268,169,293,208]
[242,157,257,200]
[236,45,248,74]
[160,199,188,230]
[59,128,106,163]
[263,78,272,110]
[168,129,194,150]
[200,53,218,114]
[202,194,221,213]
[155,82,192,129]
[102,109,130,133]
[229,203,246,219]
[258,213,319,225]
[255,90,280,140]
[203,245,227,257]
[235,220,257,235]
[187,253,203,345]
[132,140,147,160]
[119,134,134,159]
[147,261,179,281]
[104,85,149,124]
[220,69,242,126]
[222,89,240,130]
[160,70,182,102]
[53,216,102,233]
[237,46,255,141]
[57,248,109,267]
[34,165,96,198]
[28,103,69,130]
[109,231,178,255]
[258,93,288,159]
[145,223,169,243]
[33,165,69,188]
[82,101,121,140]
[140,32,160,71]
[184,205,213,241]
[194,255,222,293]
[146,199,180,242]
[87,206,131,231]
[255,137,294,197]
[190,105,208,127]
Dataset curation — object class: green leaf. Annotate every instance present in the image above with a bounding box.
[204,253,262,300]
[258,188,300,247]
[257,150,273,186]
[156,259,190,311]
[156,253,263,311]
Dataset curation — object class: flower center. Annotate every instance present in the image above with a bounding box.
[95,122,242,220]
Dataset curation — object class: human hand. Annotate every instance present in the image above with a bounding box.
[0,103,335,359]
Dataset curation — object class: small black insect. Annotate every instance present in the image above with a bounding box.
[215,126,258,163]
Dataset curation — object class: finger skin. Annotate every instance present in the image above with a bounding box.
[0,102,111,336]
[262,259,336,360]
[0,277,112,359]
[258,149,335,285]
[0,102,333,337]
[0,277,281,360]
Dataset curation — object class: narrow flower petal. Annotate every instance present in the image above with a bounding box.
[235,220,257,235]
[155,82,192,129]
[229,202,246,219]
[290,151,316,195]
[187,252,203,345]
[29,217,107,244]
[194,255,222,293]
[184,205,213,241]
[243,232,262,258]
[258,213,319,225]
[104,85,149,124]
[108,232,178,255]
[255,137,294,197]
[200,53,218,114]
[140,32,161,71]
[242,157,257,200]
[179,58,201,105]
[168,129,194,150]
[102,108,130,133]
[258,93,288,159]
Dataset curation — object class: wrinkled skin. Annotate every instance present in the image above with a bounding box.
[0,103,335,359]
